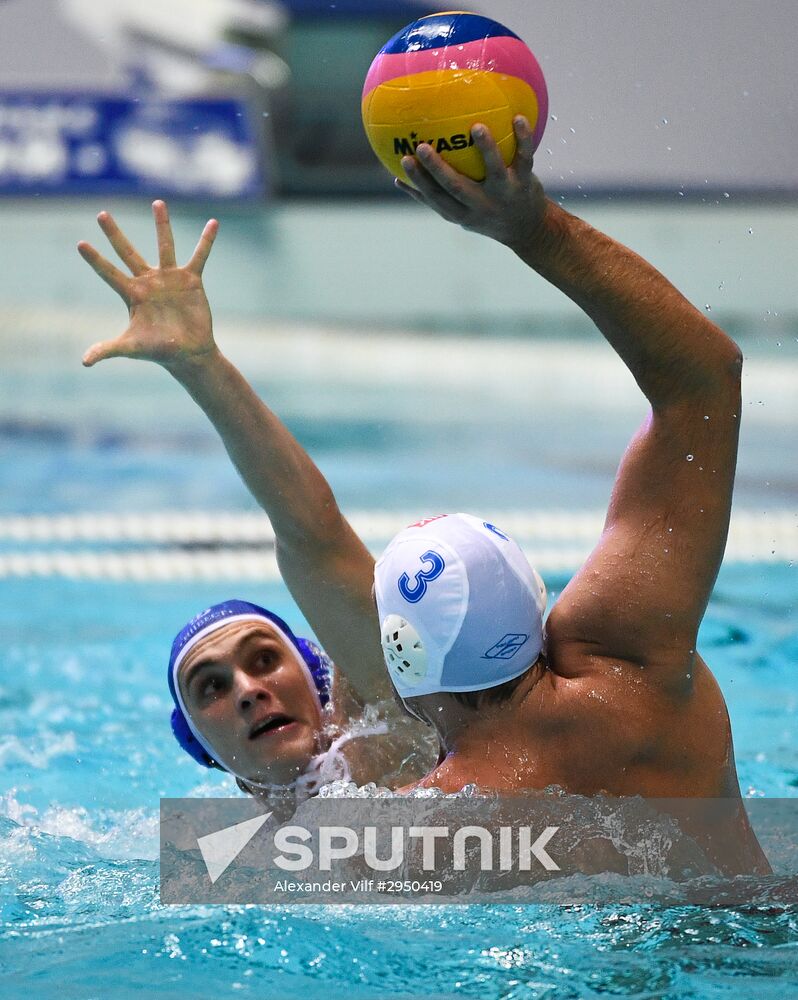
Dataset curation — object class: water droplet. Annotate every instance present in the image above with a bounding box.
[704,304,711,311]
[748,228,754,235]
[723,192,730,198]
[569,127,576,134]
[550,114,558,121]
[718,281,725,290]
[703,415,710,420]
[686,454,694,461]
[661,118,669,125]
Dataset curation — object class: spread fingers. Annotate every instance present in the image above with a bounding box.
[187,218,219,275]
[152,200,177,268]
[77,241,131,300]
[96,211,149,275]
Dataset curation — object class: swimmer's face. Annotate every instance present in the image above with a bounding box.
[178,621,324,785]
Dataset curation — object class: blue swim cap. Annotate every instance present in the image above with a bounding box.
[168,599,332,769]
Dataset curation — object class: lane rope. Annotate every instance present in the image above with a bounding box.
[0,510,794,579]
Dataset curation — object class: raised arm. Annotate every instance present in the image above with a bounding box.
[397,119,742,679]
[78,201,388,702]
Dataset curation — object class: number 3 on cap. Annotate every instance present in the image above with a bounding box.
[398,549,445,604]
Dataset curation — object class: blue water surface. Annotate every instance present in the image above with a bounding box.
[1,326,796,999]
[0,564,796,1000]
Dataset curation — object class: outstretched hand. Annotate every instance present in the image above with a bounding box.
[78,200,219,370]
[395,115,547,249]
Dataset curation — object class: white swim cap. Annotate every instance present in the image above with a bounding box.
[374,514,547,699]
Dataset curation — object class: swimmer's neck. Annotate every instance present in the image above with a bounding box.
[431,663,547,759]
[239,728,336,798]
[407,736,545,796]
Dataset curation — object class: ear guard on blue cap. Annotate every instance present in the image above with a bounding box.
[295,637,334,709]
[168,600,332,770]
[171,704,215,767]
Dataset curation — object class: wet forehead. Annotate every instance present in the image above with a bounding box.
[179,619,286,677]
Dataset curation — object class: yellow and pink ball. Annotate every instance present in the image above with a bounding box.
[362,11,548,183]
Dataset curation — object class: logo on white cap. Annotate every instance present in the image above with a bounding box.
[374,514,547,699]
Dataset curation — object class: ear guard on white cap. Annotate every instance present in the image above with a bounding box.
[382,614,428,688]
[375,514,547,700]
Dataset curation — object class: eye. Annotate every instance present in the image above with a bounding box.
[256,648,279,669]
[199,674,226,699]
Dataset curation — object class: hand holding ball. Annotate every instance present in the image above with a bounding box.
[362,11,548,183]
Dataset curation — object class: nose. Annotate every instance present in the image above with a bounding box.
[234,672,271,713]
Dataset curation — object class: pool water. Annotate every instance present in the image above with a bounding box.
[0,319,796,998]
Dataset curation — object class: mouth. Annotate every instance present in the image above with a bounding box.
[248,714,297,740]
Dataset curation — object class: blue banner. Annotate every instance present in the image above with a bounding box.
[0,92,265,198]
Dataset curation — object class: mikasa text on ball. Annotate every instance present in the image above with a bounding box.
[361,11,548,183]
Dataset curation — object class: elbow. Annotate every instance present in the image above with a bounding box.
[698,320,743,392]
[654,330,742,415]
[719,340,743,396]
[704,343,742,407]
[718,328,743,380]
[710,319,743,377]
[729,344,743,381]
[701,338,743,416]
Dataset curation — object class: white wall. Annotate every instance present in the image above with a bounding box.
[476,0,797,191]
[0,0,124,89]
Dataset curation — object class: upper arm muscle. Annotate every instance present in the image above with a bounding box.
[548,379,742,673]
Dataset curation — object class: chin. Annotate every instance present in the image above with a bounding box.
[250,743,316,786]
[226,718,319,786]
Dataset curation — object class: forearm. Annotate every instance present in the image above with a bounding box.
[167,348,352,551]
[510,200,742,407]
